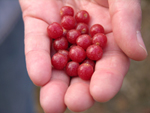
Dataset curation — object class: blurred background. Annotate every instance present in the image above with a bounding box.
[0,0,149,113]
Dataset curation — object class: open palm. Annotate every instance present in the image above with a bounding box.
[19,0,147,112]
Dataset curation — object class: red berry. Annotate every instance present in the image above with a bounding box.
[69,46,86,63]
[68,44,77,51]
[90,24,104,37]
[78,63,93,80]
[61,16,76,30]
[53,36,68,51]
[76,34,92,50]
[92,33,107,48]
[76,23,89,34]
[83,59,95,68]
[58,50,70,61]
[51,53,68,70]
[62,27,68,37]
[60,6,74,18]
[67,29,81,44]
[48,7,107,80]
[66,61,79,77]
[75,10,90,24]
[86,44,103,61]
[47,22,63,39]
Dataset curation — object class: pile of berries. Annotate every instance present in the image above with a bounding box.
[47,6,107,80]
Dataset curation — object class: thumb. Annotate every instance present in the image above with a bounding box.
[109,0,147,61]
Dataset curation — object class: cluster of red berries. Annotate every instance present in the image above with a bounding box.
[47,6,107,80]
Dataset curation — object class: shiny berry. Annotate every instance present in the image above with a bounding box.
[68,44,77,51]
[75,10,90,24]
[66,61,79,77]
[76,23,89,34]
[92,33,107,48]
[67,29,81,44]
[90,24,104,37]
[69,46,86,63]
[76,34,92,50]
[83,59,95,68]
[61,16,76,30]
[60,6,74,18]
[47,22,63,39]
[78,63,93,80]
[86,44,103,61]
[51,53,68,70]
[58,50,70,61]
[53,37,68,51]
[62,27,68,37]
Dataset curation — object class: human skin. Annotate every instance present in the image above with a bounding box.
[19,0,147,112]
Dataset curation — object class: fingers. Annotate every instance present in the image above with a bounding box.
[19,0,62,24]
[65,77,95,112]
[90,52,129,102]
[90,33,130,102]
[108,0,147,61]
[20,0,63,86]
[40,69,70,113]
[24,16,51,86]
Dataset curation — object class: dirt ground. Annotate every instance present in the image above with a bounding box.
[35,0,150,113]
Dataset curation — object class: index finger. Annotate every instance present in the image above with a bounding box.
[24,16,51,86]
[19,0,63,86]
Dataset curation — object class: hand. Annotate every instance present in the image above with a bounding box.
[19,0,147,112]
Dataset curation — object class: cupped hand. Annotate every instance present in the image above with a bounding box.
[19,0,147,112]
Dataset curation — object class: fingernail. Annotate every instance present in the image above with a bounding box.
[137,31,148,55]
